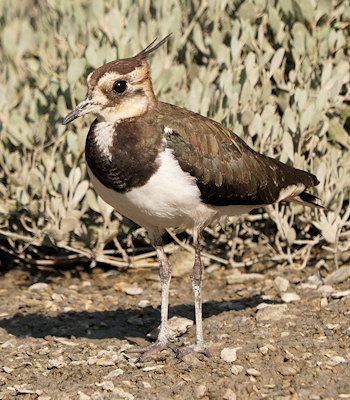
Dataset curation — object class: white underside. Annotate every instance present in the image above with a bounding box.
[87,148,257,232]
[277,183,305,202]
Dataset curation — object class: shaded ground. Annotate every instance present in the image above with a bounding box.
[0,257,349,400]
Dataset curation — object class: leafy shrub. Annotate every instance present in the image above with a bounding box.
[0,0,349,269]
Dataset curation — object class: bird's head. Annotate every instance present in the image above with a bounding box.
[63,34,171,125]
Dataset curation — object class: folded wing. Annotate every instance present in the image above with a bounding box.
[158,102,320,207]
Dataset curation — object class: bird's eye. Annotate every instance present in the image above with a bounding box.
[113,80,127,93]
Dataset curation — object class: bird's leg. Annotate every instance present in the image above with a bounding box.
[180,229,211,357]
[123,230,178,360]
[153,241,173,344]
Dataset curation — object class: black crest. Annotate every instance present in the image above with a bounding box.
[136,34,172,59]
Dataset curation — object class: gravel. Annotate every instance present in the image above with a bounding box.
[0,260,349,399]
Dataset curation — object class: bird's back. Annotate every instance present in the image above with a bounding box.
[155,101,320,208]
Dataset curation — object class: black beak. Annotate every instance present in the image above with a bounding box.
[62,100,91,125]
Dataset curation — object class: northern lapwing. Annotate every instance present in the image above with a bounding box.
[63,35,323,360]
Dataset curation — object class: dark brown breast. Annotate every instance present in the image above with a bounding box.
[85,118,163,192]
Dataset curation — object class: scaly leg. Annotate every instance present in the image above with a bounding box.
[123,229,179,360]
[180,228,211,357]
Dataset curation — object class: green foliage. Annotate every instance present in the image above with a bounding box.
[0,0,349,268]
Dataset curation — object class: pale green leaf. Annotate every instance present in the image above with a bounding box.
[269,48,285,77]
[67,58,86,84]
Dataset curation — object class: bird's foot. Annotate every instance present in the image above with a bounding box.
[123,340,179,361]
[178,343,212,358]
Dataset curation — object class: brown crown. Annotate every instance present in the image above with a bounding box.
[88,34,172,87]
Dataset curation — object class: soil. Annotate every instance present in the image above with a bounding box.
[0,255,349,400]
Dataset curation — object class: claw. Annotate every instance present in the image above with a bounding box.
[123,341,180,361]
[177,344,212,358]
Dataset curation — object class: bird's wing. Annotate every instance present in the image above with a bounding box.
[157,102,318,206]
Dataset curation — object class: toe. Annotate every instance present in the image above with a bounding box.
[123,341,180,361]
[178,344,212,358]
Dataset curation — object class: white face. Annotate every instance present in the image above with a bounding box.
[63,61,155,124]
[85,64,155,123]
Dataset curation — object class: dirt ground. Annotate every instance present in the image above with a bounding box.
[0,252,349,400]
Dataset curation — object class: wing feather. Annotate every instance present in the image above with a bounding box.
[156,102,319,206]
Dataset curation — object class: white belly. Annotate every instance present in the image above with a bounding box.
[87,149,256,230]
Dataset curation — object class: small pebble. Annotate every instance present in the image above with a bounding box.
[51,293,65,302]
[220,347,241,363]
[96,358,115,366]
[274,276,290,292]
[142,382,151,389]
[331,289,350,299]
[277,365,297,376]
[301,273,323,289]
[111,388,134,400]
[78,393,91,400]
[194,384,207,398]
[326,323,339,330]
[281,292,301,303]
[324,266,350,285]
[104,369,123,379]
[142,365,164,372]
[329,355,346,364]
[29,282,50,291]
[227,273,264,284]
[258,346,269,355]
[206,264,220,273]
[223,388,237,400]
[320,298,328,307]
[256,304,288,321]
[125,286,143,295]
[47,356,65,369]
[95,381,114,391]
[246,368,261,376]
[148,316,193,340]
[12,385,41,395]
[231,365,244,375]
[182,353,204,367]
[138,299,150,308]
[317,285,333,295]
[1,339,17,348]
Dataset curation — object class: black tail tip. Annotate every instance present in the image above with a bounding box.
[299,192,326,210]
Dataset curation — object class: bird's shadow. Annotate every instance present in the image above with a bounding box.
[0,295,277,342]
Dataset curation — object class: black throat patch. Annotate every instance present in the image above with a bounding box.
[85,118,163,192]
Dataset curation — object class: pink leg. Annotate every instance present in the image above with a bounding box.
[179,229,211,357]
[123,229,179,360]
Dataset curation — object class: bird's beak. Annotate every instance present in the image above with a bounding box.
[62,99,95,125]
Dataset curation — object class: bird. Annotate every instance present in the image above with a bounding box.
[62,35,323,360]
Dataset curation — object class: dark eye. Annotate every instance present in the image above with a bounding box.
[113,80,127,93]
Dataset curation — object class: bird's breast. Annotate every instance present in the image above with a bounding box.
[85,119,161,193]
[87,148,216,230]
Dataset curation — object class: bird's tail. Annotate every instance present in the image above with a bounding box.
[289,191,325,209]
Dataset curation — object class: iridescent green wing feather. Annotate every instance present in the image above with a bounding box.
[157,102,318,206]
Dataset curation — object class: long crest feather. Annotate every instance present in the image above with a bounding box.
[136,34,172,58]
